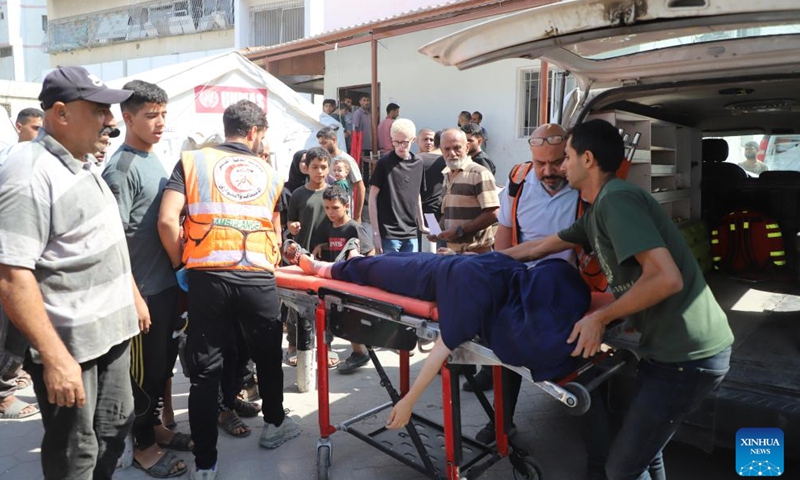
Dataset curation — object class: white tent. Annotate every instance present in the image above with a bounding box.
[107,51,344,178]
[0,109,16,149]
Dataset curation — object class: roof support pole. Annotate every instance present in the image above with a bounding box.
[371,34,379,155]
[538,60,550,126]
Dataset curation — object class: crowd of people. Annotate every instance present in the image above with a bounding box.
[0,66,733,480]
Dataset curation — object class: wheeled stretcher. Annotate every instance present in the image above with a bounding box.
[276,266,632,480]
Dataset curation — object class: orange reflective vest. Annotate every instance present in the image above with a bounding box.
[182,147,283,272]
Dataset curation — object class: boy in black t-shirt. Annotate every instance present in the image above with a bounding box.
[312,186,375,373]
[286,148,340,367]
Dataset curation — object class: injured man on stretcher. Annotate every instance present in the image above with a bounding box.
[283,243,591,430]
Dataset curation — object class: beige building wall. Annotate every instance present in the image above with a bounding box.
[46,0,236,68]
[48,29,234,67]
[49,0,132,19]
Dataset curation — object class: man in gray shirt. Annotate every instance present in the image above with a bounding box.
[0,66,147,480]
[351,94,373,158]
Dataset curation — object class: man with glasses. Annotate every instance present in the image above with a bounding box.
[467,123,581,437]
[369,118,425,253]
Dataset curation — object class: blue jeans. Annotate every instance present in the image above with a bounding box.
[381,238,418,253]
[605,346,731,480]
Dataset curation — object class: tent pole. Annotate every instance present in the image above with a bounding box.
[371,34,379,156]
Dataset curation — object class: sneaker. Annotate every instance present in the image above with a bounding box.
[462,367,493,392]
[337,352,371,374]
[475,421,517,445]
[259,415,302,449]
[191,465,217,480]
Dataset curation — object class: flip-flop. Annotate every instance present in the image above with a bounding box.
[285,348,298,367]
[156,431,194,452]
[218,412,251,438]
[328,350,340,368]
[133,450,187,478]
[15,370,32,390]
[286,349,338,367]
[0,397,39,419]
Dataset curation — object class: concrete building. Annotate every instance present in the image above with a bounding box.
[246,0,566,181]
[0,0,49,82]
[43,0,306,78]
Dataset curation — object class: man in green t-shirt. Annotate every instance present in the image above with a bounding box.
[504,119,733,480]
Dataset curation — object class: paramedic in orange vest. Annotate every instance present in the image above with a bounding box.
[158,100,300,480]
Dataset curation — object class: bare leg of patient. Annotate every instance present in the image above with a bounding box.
[297,239,364,277]
[298,254,334,278]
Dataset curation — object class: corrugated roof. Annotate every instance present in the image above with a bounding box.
[244,0,516,59]
[320,0,482,34]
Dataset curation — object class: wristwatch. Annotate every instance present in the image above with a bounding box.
[456,225,465,239]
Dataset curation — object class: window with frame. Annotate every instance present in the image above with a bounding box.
[518,68,576,138]
[250,1,304,47]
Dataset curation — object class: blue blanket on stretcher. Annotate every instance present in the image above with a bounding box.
[331,252,591,381]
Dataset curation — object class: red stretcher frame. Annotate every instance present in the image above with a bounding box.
[275,266,623,480]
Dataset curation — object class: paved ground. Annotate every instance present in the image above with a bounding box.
[0,335,788,480]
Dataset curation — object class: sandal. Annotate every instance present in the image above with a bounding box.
[285,347,298,367]
[234,398,261,418]
[281,240,308,266]
[161,413,177,430]
[133,450,187,478]
[238,384,260,403]
[286,348,338,367]
[156,431,194,452]
[15,370,32,390]
[218,412,251,438]
[327,350,340,368]
[0,397,39,419]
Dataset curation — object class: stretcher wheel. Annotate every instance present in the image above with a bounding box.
[511,455,543,480]
[563,382,591,416]
[317,444,331,480]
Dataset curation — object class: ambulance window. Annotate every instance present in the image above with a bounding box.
[712,135,766,177]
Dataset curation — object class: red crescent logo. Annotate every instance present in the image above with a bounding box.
[225,163,249,193]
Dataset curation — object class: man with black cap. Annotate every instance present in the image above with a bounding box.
[0,66,150,480]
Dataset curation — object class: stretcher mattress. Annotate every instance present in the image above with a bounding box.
[276,266,615,322]
[276,266,439,319]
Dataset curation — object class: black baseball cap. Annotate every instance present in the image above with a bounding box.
[39,66,133,110]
